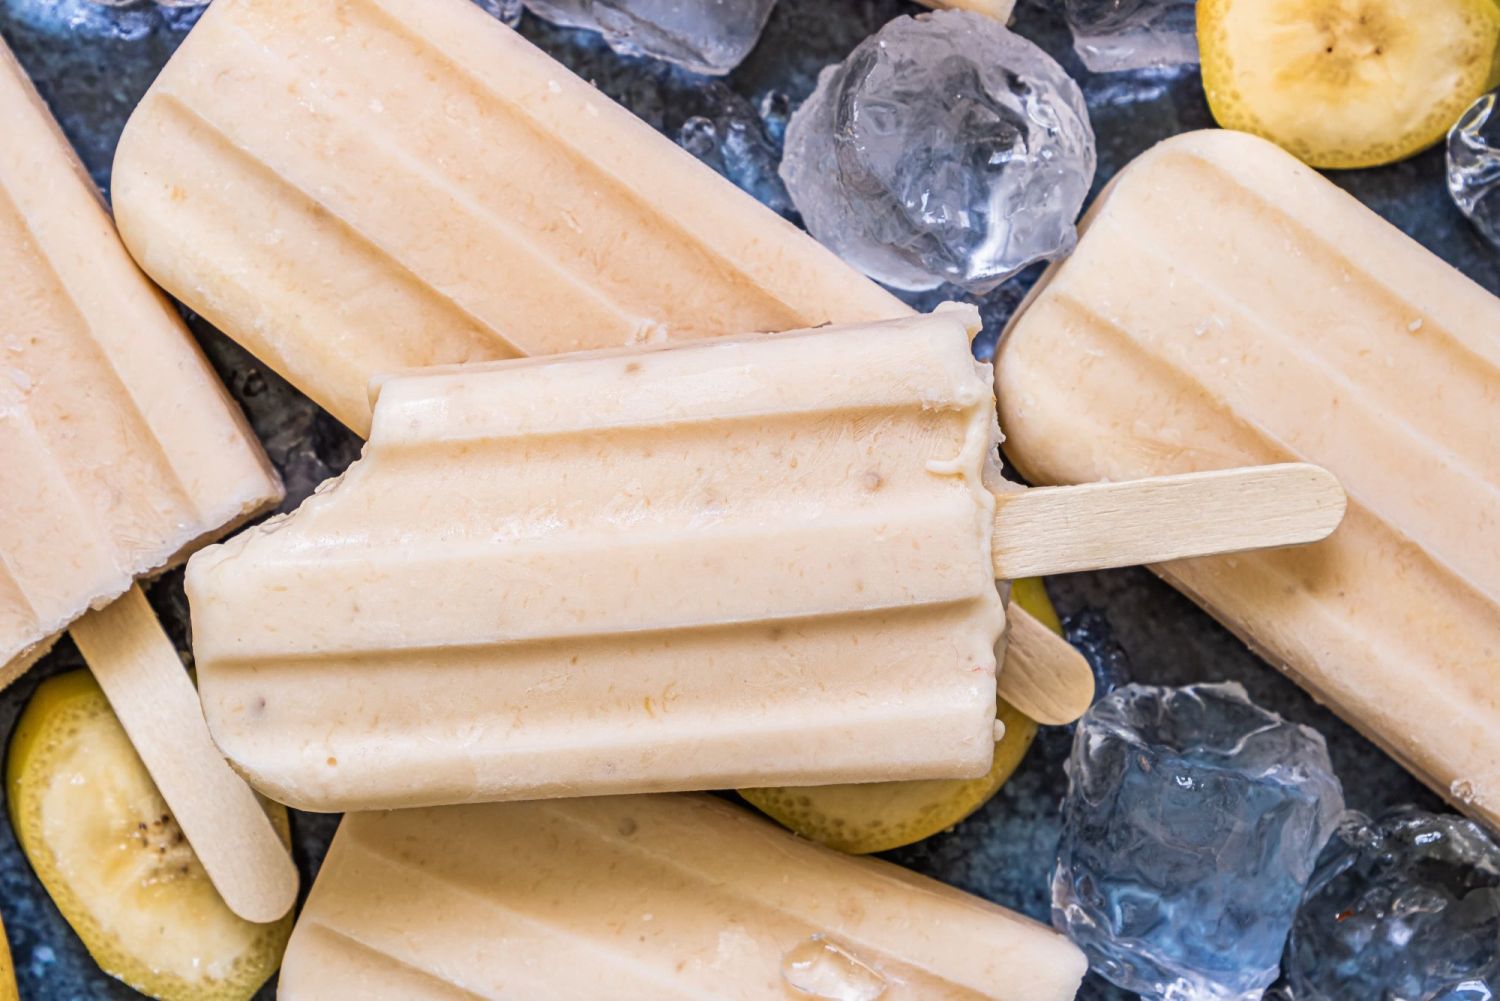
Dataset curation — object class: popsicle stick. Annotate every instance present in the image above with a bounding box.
[999,608,1095,725]
[69,585,298,924]
[992,463,1346,579]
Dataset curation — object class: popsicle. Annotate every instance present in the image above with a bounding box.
[187,308,1343,812]
[0,40,297,921]
[280,794,1087,1000]
[996,129,1500,829]
[107,0,1081,717]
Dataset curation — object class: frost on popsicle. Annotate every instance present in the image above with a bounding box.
[1063,0,1199,74]
[781,935,888,1001]
[1052,683,1343,1001]
[520,0,777,75]
[1282,808,1500,1000]
[780,11,1096,294]
[1448,91,1500,249]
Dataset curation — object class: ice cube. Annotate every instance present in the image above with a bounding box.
[1052,682,1343,1001]
[1448,90,1500,249]
[1063,0,1199,74]
[779,10,1095,294]
[9,0,202,41]
[85,0,202,7]
[677,106,793,218]
[1061,607,1132,703]
[1282,808,1500,1000]
[519,0,777,75]
[472,0,522,27]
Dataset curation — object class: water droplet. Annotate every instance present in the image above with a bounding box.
[781,934,887,1001]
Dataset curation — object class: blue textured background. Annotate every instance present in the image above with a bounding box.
[0,1,1492,997]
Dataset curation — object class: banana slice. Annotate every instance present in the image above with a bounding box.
[1199,0,1500,168]
[739,578,1062,854]
[5,671,292,1001]
[0,911,16,1001]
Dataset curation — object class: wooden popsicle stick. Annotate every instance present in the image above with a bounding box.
[69,585,299,924]
[991,463,1346,580]
[998,608,1095,726]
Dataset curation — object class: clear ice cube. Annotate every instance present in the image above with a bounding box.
[1282,808,1500,1000]
[1063,0,1199,74]
[85,0,202,7]
[779,10,1095,294]
[472,0,523,27]
[1061,607,1132,703]
[678,107,793,218]
[1052,682,1344,1001]
[519,0,777,75]
[14,0,203,38]
[1448,90,1500,249]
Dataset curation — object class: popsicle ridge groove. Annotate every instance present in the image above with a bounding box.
[0,186,201,545]
[216,0,806,336]
[0,406,125,631]
[1144,151,1500,468]
[154,26,649,345]
[356,0,861,325]
[114,0,909,430]
[1007,311,1500,786]
[189,313,1005,809]
[114,99,516,433]
[998,129,1500,822]
[1177,154,1500,378]
[1062,217,1500,604]
[147,91,542,352]
[315,799,1054,999]
[288,923,492,1001]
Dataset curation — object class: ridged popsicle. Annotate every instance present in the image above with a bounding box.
[111,0,905,437]
[0,38,297,922]
[188,310,1009,811]
[109,0,1093,726]
[280,794,1087,1001]
[0,41,281,687]
[997,129,1500,827]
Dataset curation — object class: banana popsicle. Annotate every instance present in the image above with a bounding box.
[0,40,297,922]
[108,0,1088,717]
[279,794,1087,1000]
[187,308,1342,812]
[112,0,904,438]
[997,130,1500,827]
[0,41,279,686]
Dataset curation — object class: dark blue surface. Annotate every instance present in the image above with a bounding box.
[0,1,1491,997]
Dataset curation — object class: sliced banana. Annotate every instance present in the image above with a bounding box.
[1200,0,1500,168]
[0,911,16,1001]
[6,671,292,1001]
[740,578,1061,853]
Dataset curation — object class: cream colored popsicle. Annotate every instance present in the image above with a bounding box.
[280,794,1087,1000]
[0,42,277,687]
[191,310,1010,811]
[0,41,297,922]
[108,0,1089,721]
[997,129,1500,828]
[111,0,905,438]
[187,308,1343,812]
